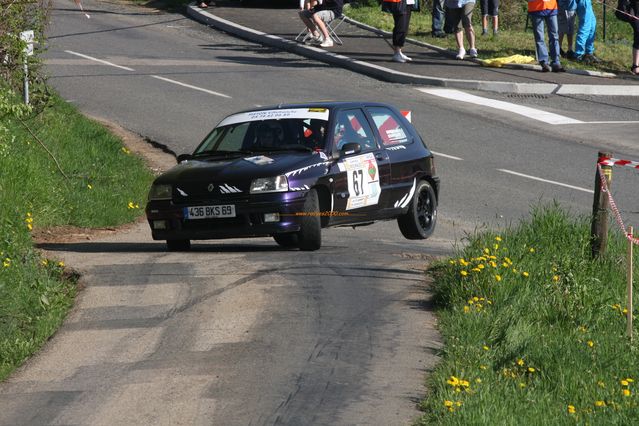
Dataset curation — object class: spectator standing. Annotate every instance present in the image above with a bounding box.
[479,0,499,36]
[527,0,565,72]
[574,0,599,63]
[444,0,477,60]
[557,0,577,58]
[432,0,447,37]
[298,0,343,48]
[382,0,414,62]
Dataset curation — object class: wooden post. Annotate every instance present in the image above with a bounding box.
[628,226,634,341]
[591,151,613,258]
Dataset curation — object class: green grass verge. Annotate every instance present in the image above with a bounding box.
[347,3,636,74]
[0,92,154,381]
[419,203,639,424]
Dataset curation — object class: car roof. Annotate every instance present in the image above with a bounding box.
[230,101,398,115]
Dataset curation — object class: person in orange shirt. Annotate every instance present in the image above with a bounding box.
[528,0,565,72]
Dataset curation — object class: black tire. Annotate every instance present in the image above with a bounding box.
[297,189,322,251]
[273,233,299,248]
[398,180,437,240]
[166,239,191,251]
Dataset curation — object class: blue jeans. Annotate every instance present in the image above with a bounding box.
[432,0,445,32]
[531,14,561,65]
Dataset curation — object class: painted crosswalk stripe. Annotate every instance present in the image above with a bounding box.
[65,50,135,71]
[418,88,583,125]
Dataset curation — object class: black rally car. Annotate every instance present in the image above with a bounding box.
[146,102,439,251]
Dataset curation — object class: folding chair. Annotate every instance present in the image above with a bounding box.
[295,13,346,46]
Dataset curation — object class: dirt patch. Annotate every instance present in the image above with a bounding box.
[32,117,176,245]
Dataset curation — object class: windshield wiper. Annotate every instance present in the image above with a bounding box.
[192,149,254,157]
[253,145,314,153]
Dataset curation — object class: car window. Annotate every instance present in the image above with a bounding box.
[332,109,376,153]
[195,122,250,153]
[367,107,411,146]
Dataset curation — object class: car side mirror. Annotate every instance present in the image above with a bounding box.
[339,143,361,158]
[177,153,192,164]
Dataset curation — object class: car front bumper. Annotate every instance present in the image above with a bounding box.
[145,191,308,241]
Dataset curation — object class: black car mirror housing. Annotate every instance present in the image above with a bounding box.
[339,143,361,158]
[177,153,192,164]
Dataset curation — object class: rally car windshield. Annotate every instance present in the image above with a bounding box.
[194,111,330,156]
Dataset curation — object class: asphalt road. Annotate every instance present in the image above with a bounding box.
[2,0,639,425]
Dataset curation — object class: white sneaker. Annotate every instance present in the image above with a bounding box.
[400,52,412,62]
[309,33,323,45]
[319,38,334,48]
[468,48,478,58]
[456,48,466,60]
[392,52,406,63]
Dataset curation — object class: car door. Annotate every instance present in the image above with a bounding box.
[365,106,418,216]
[328,108,391,224]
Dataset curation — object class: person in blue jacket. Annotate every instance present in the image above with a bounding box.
[557,0,577,58]
[574,0,599,63]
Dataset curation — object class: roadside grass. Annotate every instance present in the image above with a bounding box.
[0,91,154,381]
[419,203,639,424]
[346,2,636,75]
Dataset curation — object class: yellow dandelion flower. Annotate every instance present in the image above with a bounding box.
[495,274,502,282]
[490,261,497,268]
[621,380,629,386]
[460,270,468,277]
[463,306,470,313]
[623,389,631,397]
[456,401,462,407]
[502,262,509,268]
[41,259,48,266]
[473,296,479,302]
[626,378,634,383]
[495,236,502,242]
[578,326,587,333]
[622,308,628,314]
[494,244,499,250]
[87,184,93,190]
[587,340,594,348]
[447,376,460,386]
[478,264,485,269]
[517,359,525,366]
[594,400,606,407]
[529,248,535,253]
[476,378,482,383]
[483,345,490,351]
[459,380,470,388]
[58,261,65,267]
[121,147,130,154]
[447,407,454,412]
[553,275,559,282]
[444,400,454,407]
[2,259,10,268]
[528,367,536,373]
[519,382,526,388]
[567,405,576,414]
[484,248,490,254]
[489,255,496,260]
[505,257,513,264]
[128,201,135,209]
[480,365,487,370]
[449,260,456,265]
[597,381,606,388]
[27,224,32,231]
[522,272,529,277]
[472,267,481,272]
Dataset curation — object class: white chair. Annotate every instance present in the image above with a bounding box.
[295,13,346,46]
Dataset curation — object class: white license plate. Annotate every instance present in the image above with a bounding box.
[184,205,236,219]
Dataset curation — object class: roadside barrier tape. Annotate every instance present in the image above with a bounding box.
[598,156,639,169]
[597,163,639,245]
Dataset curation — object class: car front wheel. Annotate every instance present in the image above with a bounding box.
[398,180,437,240]
[297,189,321,251]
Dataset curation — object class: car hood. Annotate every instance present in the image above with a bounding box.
[158,152,332,182]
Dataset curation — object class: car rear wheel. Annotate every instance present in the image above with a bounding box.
[398,180,437,240]
[297,189,321,251]
[166,239,191,251]
[273,233,298,248]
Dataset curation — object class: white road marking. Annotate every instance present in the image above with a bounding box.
[579,121,639,124]
[498,169,593,193]
[431,151,463,161]
[65,50,135,71]
[418,88,583,125]
[151,75,231,98]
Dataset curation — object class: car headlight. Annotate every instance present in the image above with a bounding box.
[148,184,172,200]
[250,175,288,193]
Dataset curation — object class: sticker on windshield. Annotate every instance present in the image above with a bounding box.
[244,155,274,165]
[341,153,381,210]
[218,108,330,127]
